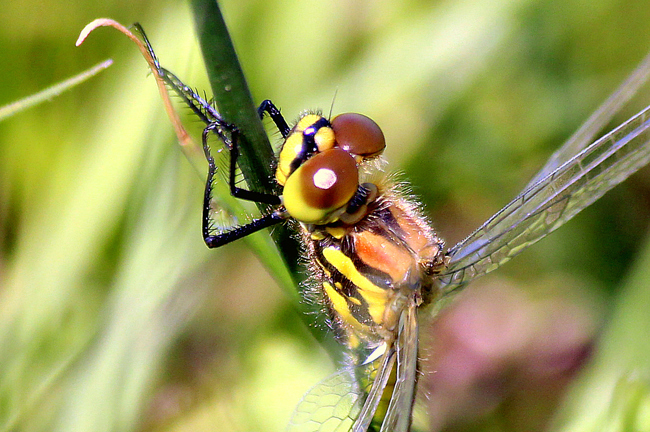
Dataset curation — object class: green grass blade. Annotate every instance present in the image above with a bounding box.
[189,0,339,353]
[0,60,112,122]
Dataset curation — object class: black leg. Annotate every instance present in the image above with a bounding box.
[202,124,286,247]
[204,210,286,248]
[133,23,287,248]
[202,123,281,205]
[161,68,218,125]
[203,126,286,249]
[134,24,281,205]
[201,122,285,248]
[258,99,291,138]
[131,23,161,70]
[132,23,220,125]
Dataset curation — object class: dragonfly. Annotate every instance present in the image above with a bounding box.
[131,24,650,432]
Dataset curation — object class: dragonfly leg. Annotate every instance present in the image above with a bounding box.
[202,123,281,205]
[131,23,161,70]
[132,23,220,125]
[203,209,286,248]
[258,99,291,138]
[132,23,286,248]
[201,122,285,248]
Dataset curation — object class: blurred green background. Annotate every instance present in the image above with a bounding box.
[2,0,650,431]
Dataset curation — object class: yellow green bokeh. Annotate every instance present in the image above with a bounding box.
[2,1,650,431]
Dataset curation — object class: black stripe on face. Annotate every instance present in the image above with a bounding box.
[289,117,332,174]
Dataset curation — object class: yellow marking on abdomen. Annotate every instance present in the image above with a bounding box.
[323,281,362,347]
[322,247,389,325]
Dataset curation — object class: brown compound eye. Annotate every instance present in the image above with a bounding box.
[332,113,386,158]
[282,148,359,224]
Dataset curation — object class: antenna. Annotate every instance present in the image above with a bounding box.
[328,89,339,120]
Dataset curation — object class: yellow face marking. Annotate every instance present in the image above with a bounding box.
[277,115,332,186]
[297,114,322,130]
[276,133,304,185]
[322,247,389,325]
[314,126,335,152]
[325,226,348,239]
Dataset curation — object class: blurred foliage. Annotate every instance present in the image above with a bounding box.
[1,0,650,432]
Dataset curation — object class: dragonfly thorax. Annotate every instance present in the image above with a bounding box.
[277,113,386,225]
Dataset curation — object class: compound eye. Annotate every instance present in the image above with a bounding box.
[332,113,386,158]
[283,148,359,224]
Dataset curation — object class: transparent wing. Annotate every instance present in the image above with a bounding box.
[439,103,650,293]
[351,346,396,432]
[287,350,395,432]
[379,304,419,432]
[288,304,421,432]
[525,51,650,187]
[287,367,369,432]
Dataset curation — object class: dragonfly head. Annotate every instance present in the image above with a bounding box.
[278,113,386,225]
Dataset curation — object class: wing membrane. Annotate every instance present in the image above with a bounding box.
[287,367,368,432]
[288,349,395,432]
[439,104,650,293]
[526,51,650,187]
[288,304,422,432]
[350,346,396,432]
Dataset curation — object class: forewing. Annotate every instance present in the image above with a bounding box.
[525,51,650,187]
[439,104,650,293]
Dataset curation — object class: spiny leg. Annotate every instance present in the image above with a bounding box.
[258,99,290,138]
[201,123,281,205]
[132,23,287,247]
[131,23,219,125]
[201,122,285,248]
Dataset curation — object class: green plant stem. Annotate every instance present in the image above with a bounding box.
[0,60,112,122]
[191,0,275,194]
[189,0,339,355]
